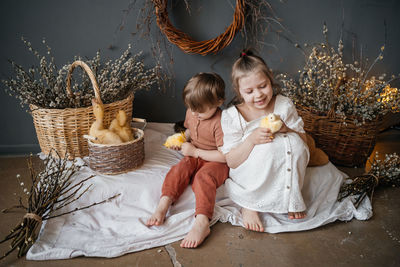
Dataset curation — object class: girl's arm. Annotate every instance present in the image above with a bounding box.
[181,142,226,163]
[225,127,272,169]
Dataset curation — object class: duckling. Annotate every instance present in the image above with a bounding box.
[109,110,134,142]
[164,132,186,149]
[89,99,123,145]
[260,113,283,134]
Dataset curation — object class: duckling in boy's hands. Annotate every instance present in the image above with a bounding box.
[260,113,283,134]
[164,132,187,149]
[109,110,134,142]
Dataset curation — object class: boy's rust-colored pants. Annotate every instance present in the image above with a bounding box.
[162,156,229,219]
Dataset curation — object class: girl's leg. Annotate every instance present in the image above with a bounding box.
[180,214,210,248]
[288,211,306,219]
[241,208,264,232]
[147,157,197,226]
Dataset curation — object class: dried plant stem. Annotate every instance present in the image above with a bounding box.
[0,150,121,260]
[338,152,400,208]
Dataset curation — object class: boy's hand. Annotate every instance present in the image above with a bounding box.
[181,142,198,157]
[248,127,273,145]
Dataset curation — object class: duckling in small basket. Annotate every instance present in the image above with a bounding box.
[88,99,123,145]
[109,110,134,143]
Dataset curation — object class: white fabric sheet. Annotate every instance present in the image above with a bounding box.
[27,123,372,260]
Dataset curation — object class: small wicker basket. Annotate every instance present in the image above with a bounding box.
[296,105,382,167]
[87,126,145,175]
[30,61,133,159]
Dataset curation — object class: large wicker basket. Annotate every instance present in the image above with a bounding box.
[296,105,382,167]
[30,60,133,159]
[87,127,145,175]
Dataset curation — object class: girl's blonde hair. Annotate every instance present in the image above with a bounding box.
[231,49,277,104]
[183,72,225,112]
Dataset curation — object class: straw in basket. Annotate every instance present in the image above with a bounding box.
[30,60,133,159]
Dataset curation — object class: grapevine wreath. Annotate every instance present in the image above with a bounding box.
[152,0,245,55]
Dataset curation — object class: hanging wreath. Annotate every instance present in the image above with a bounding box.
[152,0,245,55]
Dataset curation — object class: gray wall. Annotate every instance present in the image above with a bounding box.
[1,0,399,155]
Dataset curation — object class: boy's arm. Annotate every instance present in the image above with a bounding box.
[181,142,226,163]
[184,129,191,141]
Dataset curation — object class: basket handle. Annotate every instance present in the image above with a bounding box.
[132,118,147,130]
[66,60,102,104]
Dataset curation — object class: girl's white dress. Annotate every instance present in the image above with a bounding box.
[221,94,310,213]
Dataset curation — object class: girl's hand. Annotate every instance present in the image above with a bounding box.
[248,127,273,145]
[181,142,198,157]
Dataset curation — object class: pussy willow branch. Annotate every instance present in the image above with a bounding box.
[0,150,120,260]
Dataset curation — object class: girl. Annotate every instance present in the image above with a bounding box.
[221,50,309,232]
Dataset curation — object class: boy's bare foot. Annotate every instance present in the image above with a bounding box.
[241,208,264,232]
[288,211,306,219]
[180,214,210,248]
[146,196,173,226]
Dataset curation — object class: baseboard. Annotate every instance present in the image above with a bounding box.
[0,144,41,156]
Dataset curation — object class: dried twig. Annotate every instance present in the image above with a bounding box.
[0,150,120,260]
[338,152,400,208]
[277,24,400,125]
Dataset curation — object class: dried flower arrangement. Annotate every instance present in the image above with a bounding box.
[2,38,161,109]
[277,24,399,125]
[338,152,400,208]
[0,151,120,259]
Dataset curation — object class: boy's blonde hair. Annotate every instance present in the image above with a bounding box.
[183,72,225,112]
[231,49,277,103]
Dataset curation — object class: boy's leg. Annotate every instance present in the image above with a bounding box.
[147,157,198,226]
[146,196,173,226]
[180,161,229,248]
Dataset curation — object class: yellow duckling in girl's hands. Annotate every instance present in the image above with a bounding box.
[260,113,283,134]
[109,110,134,142]
[164,132,187,149]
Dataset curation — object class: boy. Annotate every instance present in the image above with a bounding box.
[146,72,229,248]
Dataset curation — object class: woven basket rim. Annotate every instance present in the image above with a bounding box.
[87,128,144,148]
[296,103,383,124]
[29,93,134,112]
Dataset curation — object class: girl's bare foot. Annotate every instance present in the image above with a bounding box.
[180,214,210,248]
[146,196,173,226]
[288,211,306,219]
[241,208,264,232]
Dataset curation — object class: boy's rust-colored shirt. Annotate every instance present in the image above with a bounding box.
[184,108,224,150]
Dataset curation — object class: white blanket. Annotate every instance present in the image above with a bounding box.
[27,123,372,260]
